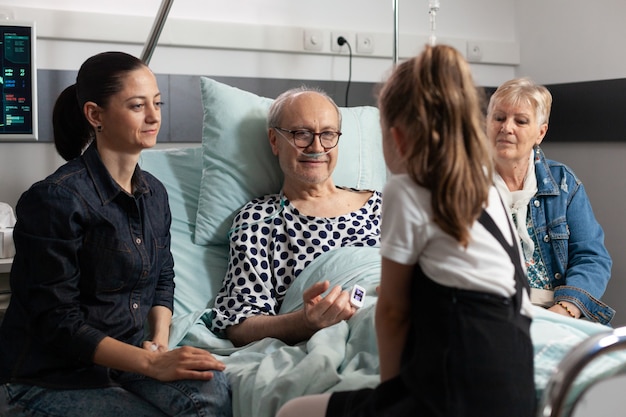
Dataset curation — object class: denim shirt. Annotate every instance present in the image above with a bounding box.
[531,147,614,324]
[0,143,175,387]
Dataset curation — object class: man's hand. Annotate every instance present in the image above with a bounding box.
[302,280,356,332]
[226,280,357,346]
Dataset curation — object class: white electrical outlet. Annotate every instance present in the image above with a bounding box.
[303,29,323,51]
[467,41,483,62]
[356,33,374,54]
[331,31,353,53]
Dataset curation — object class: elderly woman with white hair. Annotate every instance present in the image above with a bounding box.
[486,77,614,324]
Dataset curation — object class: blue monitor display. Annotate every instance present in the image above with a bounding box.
[0,21,37,141]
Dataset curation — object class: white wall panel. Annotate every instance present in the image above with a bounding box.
[0,0,518,218]
[515,0,626,84]
[5,4,518,84]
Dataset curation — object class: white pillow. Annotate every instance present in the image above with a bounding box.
[194,77,387,246]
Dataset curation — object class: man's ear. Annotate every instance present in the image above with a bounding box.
[83,101,102,130]
[268,128,279,156]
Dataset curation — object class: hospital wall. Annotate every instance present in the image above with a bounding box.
[0,0,625,328]
[514,0,626,329]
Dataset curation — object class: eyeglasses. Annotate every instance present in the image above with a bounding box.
[273,127,342,149]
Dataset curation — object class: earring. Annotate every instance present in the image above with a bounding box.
[97,125,102,133]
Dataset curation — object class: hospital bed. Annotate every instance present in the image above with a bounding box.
[136,75,626,417]
[136,2,626,416]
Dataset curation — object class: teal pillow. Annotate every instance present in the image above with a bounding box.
[194,77,387,246]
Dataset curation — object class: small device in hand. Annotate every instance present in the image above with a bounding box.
[350,284,366,308]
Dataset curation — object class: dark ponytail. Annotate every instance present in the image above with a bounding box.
[52,84,92,161]
[52,51,146,161]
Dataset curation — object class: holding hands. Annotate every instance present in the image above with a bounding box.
[143,345,226,382]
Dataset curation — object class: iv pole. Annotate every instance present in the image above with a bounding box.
[428,0,440,46]
[393,1,440,66]
[392,0,399,66]
[141,0,175,65]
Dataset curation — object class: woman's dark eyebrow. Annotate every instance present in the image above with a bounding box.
[124,92,162,102]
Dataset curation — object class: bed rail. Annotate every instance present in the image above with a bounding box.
[538,326,626,417]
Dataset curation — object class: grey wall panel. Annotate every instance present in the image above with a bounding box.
[156,74,171,142]
[37,69,77,143]
[37,69,626,144]
[36,70,380,143]
[166,75,203,143]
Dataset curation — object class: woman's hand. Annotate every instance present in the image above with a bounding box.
[146,345,226,382]
[94,336,225,382]
[548,300,581,319]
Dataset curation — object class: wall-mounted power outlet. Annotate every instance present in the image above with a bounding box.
[303,29,323,52]
[467,41,483,62]
[356,33,374,54]
[331,31,354,53]
[0,8,14,20]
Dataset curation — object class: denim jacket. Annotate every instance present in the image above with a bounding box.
[0,143,175,387]
[531,147,614,324]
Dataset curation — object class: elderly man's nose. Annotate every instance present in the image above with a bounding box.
[309,134,325,150]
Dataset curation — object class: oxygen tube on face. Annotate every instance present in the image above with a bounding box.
[226,128,334,238]
[283,136,333,159]
[274,127,334,159]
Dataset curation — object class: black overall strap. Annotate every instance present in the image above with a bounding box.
[477,208,529,310]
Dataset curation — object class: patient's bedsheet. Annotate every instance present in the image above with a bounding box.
[169,246,626,417]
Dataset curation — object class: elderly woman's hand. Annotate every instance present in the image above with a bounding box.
[548,300,581,319]
[302,280,356,331]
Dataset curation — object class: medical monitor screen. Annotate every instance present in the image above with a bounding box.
[0,22,37,141]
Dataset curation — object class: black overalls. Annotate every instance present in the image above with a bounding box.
[326,210,536,417]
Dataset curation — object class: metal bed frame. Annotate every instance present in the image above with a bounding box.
[538,326,626,417]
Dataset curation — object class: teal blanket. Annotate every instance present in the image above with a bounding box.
[169,246,626,417]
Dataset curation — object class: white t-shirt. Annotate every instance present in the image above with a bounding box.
[380,174,533,317]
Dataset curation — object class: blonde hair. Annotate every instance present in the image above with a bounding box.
[378,44,493,247]
[487,77,552,126]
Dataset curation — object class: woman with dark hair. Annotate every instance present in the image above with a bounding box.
[277,44,535,417]
[0,51,232,417]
